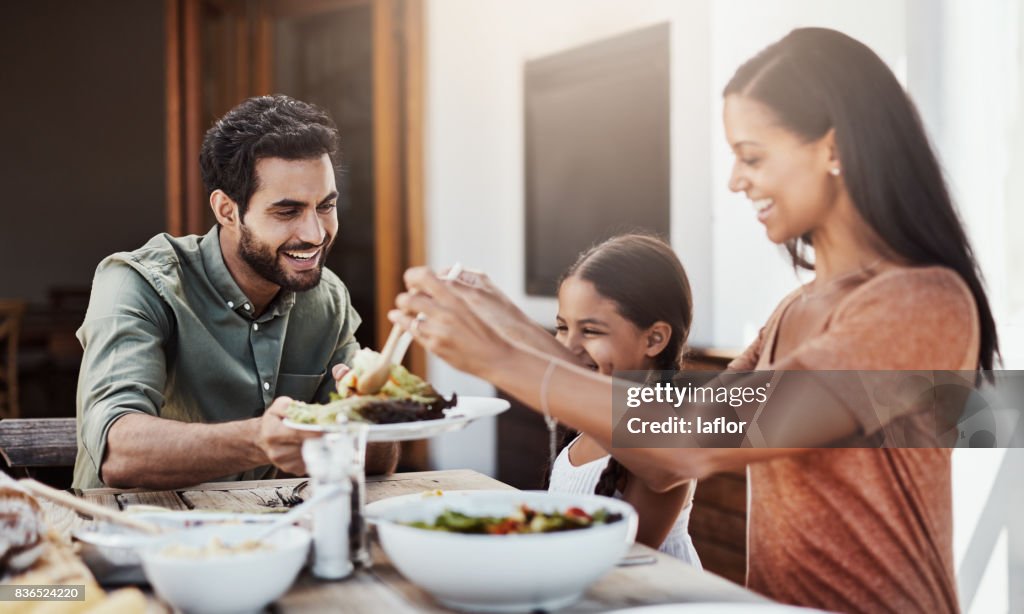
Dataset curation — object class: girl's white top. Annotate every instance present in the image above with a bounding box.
[548,436,702,568]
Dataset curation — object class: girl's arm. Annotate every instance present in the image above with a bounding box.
[622,476,695,550]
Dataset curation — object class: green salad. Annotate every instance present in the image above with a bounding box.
[402,504,623,534]
[285,348,456,425]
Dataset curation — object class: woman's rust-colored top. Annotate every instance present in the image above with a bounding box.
[729,266,979,614]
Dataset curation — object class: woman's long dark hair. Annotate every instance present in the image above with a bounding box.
[548,234,693,496]
[724,27,999,371]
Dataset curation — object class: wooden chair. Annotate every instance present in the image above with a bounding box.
[0,418,78,478]
[0,299,28,419]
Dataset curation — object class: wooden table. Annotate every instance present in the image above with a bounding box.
[47,470,766,612]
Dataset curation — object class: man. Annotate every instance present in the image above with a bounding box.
[73,95,398,490]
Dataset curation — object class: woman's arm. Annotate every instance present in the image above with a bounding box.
[390,268,847,491]
[475,343,840,491]
[392,267,969,491]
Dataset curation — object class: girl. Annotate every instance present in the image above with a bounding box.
[546,234,701,566]
[394,28,995,614]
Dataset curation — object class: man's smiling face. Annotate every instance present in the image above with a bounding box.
[236,154,339,292]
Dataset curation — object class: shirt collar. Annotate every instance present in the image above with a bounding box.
[265,287,297,319]
[199,226,296,320]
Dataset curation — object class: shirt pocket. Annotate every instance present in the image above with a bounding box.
[276,370,326,402]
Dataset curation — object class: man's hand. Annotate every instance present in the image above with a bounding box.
[257,396,320,475]
[332,363,351,394]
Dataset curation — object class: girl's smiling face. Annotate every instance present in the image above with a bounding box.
[555,276,663,376]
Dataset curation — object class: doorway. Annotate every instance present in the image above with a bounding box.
[163,0,425,360]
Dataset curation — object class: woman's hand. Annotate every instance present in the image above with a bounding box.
[444,269,533,338]
[444,268,581,364]
[388,266,516,378]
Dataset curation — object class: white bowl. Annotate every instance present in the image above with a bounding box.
[140,525,310,614]
[75,512,276,585]
[367,490,638,612]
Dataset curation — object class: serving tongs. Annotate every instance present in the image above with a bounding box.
[19,478,164,535]
[356,263,463,395]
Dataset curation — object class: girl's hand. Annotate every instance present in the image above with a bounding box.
[388,266,515,378]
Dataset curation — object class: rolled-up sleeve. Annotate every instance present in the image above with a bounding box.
[77,261,173,475]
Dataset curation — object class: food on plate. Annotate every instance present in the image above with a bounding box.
[160,537,271,559]
[402,504,624,535]
[286,348,456,425]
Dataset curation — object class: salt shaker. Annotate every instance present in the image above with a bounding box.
[302,433,354,580]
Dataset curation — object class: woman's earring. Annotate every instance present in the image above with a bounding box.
[829,167,841,177]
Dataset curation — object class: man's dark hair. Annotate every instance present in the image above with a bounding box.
[199,94,340,219]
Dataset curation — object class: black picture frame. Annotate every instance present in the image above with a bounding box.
[524,23,671,296]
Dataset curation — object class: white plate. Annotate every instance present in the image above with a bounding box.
[283,396,510,442]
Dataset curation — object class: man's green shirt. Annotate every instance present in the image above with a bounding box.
[72,227,360,489]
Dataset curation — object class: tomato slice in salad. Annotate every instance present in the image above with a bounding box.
[564,507,591,521]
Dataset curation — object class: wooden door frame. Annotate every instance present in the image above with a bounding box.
[371,0,426,375]
[164,0,426,372]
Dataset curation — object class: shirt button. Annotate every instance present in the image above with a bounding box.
[227,301,235,308]
[244,304,252,311]
[263,382,270,391]
[253,323,259,332]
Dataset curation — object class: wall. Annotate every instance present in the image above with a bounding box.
[0,1,165,302]
[424,0,714,475]
[936,2,1024,611]
[938,0,1024,370]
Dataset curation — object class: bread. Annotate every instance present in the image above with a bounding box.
[0,475,146,614]
[0,474,47,574]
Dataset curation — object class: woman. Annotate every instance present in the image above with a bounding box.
[392,28,997,614]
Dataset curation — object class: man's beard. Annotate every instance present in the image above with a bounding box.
[238,223,333,292]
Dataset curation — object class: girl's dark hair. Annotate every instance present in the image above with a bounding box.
[199,94,340,219]
[723,27,999,371]
[551,233,693,496]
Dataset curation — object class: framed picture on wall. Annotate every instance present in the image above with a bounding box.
[524,23,670,296]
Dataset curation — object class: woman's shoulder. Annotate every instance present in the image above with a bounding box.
[826,265,980,370]
[727,287,804,370]
[841,265,975,318]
